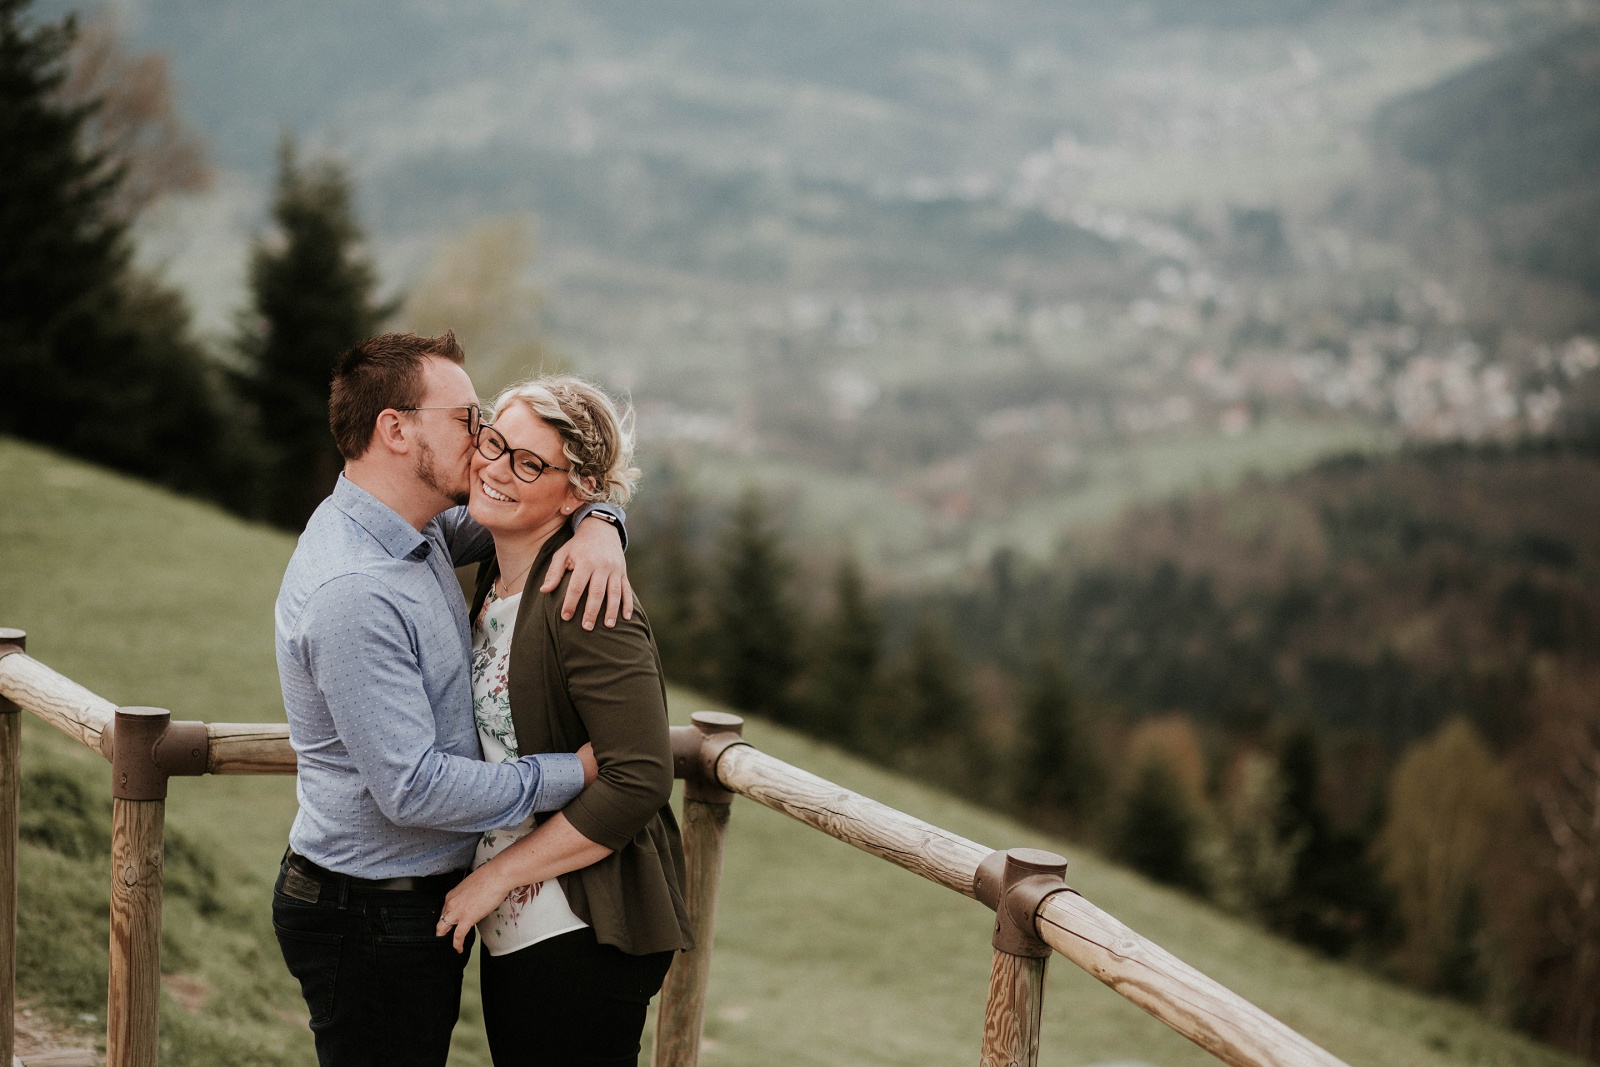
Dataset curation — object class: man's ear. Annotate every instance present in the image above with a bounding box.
[370,410,412,456]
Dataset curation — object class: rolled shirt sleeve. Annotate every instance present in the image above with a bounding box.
[295,574,584,832]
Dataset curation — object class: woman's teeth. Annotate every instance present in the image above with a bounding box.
[480,480,515,503]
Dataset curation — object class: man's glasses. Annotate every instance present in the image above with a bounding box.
[474,423,571,484]
[394,404,484,436]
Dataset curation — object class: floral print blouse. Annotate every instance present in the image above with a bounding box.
[470,586,587,956]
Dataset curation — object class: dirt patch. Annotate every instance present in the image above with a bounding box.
[12,1002,100,1065]
[162,973,211,1012]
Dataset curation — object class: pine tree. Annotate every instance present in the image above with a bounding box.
[869,612,992,796]
[903,612,975,738]
[0,0,232,500]
[710,486,801,720]
[237,140,388,529]
[1111,756,1207,893]
[802,551,882,743]
[1014,655,1103,822]
[1275,722,1390,956]
[639,484,711,689]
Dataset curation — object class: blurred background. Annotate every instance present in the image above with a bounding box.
[4,0,1600,1062]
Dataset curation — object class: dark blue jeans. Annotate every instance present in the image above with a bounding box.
[273,857,475,1067]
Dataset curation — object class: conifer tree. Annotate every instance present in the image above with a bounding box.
[803,551,882,743]
[237,140,388,528]
[869,612,992,795]
[1014,655,1103,822]
[1111,756,1207,893]
[1274,723,1390,956]
[0,0,230,499]
[711,486,801,720]
[639,484,711,689]
[903,612,976,739]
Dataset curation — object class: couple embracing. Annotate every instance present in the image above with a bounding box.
[271,331,691,1067]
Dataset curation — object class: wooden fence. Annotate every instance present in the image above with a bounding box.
[0,628,1350,1067]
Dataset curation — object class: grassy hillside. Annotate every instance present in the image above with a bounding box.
[0,434,1585,1067]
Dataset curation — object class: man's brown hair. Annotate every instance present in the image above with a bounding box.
[329,332,466,460]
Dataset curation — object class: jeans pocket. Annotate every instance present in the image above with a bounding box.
[274,924,342,1027]
[378,906,445,942]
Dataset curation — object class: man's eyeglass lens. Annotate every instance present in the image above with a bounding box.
[475,426,565,483]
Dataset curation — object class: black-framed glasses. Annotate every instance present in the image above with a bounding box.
[394,404,484,436]
[474,423,571,484]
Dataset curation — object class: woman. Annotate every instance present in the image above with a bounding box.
[435,375,692,1066]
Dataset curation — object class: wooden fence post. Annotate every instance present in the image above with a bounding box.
[974,849,1070,1067]
[0,629,26,1067]
[107,707,174,1067]
[654,712,746,1067]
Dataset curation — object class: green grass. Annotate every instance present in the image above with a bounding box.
[0,434,1583,1067]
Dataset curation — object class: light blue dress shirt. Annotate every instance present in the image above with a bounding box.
[275,475,621,878]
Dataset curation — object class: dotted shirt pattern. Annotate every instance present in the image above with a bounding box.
[275,476,615,879]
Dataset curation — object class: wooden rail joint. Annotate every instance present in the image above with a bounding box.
[0,628,24,714]
[670,711,747,804]
[974,848,1071,958]
[108,708,209,801]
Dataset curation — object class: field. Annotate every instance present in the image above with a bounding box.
[0,433,1585,1067]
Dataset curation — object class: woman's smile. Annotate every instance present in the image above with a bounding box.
[479,478,517,504]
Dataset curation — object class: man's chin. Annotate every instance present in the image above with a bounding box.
[450,490,470,507]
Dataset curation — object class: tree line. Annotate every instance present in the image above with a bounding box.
[2,0,388,530]
[625,450,1600,1063]
[7,3,1598,1058]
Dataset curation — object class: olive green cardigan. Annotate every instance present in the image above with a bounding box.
[471,526,693,957]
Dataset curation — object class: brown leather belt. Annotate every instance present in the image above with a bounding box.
[284,849,464,894]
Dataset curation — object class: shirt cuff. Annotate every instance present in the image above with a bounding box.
[570,502,628,552]
[526,752,587,812]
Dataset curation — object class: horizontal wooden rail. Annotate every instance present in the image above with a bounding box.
[205,723,294,775]
[1,640,1345,1067]
[0,647,116,754]
[712,743,1348,1067]
[0,649,295,775]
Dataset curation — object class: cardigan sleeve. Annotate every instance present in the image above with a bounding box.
[551,587,675,853]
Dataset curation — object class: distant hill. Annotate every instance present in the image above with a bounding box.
[940,438,1600,753]
[0,433,1586,1067]
[1374,22,1600,303]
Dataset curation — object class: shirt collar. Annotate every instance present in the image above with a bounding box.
[330,475,432,561]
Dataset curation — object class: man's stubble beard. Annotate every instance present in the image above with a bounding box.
[415,437,470,507]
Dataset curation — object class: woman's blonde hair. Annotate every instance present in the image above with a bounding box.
[488,375,639,505]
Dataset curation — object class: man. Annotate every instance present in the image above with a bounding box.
[271,332,634,1066]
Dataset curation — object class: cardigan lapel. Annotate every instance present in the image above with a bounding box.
[503,526,576,759]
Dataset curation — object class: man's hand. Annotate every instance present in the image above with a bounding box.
[542,514,634,629]
[576,742,598,786]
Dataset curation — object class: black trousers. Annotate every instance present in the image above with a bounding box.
[480,927,676,1067]
[272,857,474,1067]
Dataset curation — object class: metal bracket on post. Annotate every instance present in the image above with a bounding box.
[110,708,210,801]
[670,711,746,804]
[973,848,1071,957]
